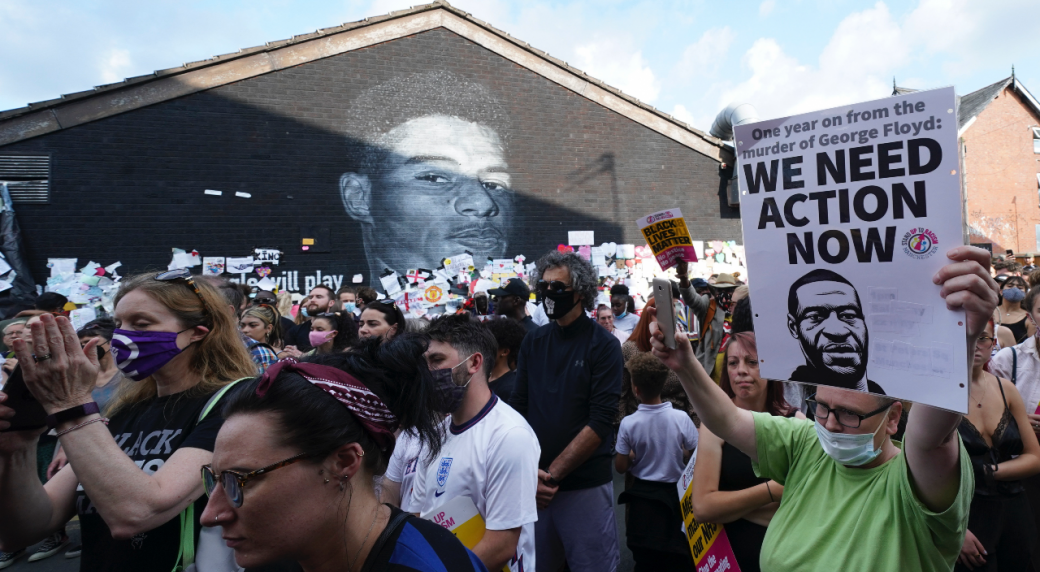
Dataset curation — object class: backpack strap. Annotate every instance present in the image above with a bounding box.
[1012,347,1018,386]
[172,377,252,572]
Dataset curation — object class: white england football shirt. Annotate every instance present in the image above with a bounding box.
[384,430,424,512]
[414,394,540,572]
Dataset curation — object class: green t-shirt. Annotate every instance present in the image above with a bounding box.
[751,412,972,572]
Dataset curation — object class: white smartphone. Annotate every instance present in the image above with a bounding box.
[653,278,676,349]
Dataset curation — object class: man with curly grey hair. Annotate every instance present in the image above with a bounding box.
[510,251,623,572]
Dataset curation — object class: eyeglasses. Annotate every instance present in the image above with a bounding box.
[805,394,890,429]
[976,336,996,345]
[155,268,210,316]
[537,280,572,294]
[201,452,311,508]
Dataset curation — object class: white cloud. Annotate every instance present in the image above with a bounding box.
[759,0,775,17]
[99,48,132,84]
[716,2,907,119]
[671,104,695,124]
[673,27,735,83]
[574,39,661,103]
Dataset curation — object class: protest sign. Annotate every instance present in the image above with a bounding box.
[637,209,697,271]
[735,86,966,412]
[423,495,512,572]
[677,452,741,572]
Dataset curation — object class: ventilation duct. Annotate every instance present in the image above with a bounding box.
[710,103,759,207]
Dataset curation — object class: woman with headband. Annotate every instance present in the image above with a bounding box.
[200,334,489,572]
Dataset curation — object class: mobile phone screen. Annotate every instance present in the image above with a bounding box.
[0,366,47,432]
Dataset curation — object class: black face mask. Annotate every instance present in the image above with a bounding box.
[96,345,106,360]
[543,290,580,320]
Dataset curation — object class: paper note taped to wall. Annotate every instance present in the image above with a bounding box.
[637,208,697,271]
[568,230,595,246]
[226,257,254,274]
[48,259,78,277]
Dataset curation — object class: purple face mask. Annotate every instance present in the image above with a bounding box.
[110,328,189,381]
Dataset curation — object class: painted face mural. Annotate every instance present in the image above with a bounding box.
[339,71,515,282]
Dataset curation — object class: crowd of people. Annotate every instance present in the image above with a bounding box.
[0,245,1036,571]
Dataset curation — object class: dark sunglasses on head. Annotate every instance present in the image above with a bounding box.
[155,268,211,315]
[201,452,311,508]
[377,299,397,307]
[537,280,571,294]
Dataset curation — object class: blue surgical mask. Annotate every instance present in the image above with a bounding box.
[344,302,357,314]
[616,310,627,320]
[1003,287,1025,303]
[814,408,891,467]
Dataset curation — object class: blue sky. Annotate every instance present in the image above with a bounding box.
[2,0,1037,132]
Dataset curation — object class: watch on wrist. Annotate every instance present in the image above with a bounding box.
[546,471,560,486]
[46,402,100,430]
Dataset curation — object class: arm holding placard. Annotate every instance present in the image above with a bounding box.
[648,309,758,460]
[691,426,781,525]
[904,246,999,513]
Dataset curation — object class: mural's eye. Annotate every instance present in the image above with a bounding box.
[481,180,508,192]
[803,311,825,325]
[839,310,859,322]
[417,173,451,184]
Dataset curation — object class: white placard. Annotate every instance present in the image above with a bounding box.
[568,230,595,246]
[735,86,966,412]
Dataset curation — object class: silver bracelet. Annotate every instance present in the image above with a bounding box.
[56,417,109,438]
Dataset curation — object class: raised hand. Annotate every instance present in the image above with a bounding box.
[11,314,100,415]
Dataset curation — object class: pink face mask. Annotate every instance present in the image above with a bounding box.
[309,330,334,347]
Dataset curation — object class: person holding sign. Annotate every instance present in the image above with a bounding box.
[692,332,801,572]
[649,246,995,571]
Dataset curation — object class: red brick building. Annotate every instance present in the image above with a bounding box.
[957,76,1040,254]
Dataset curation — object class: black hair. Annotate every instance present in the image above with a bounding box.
[731,296,754,334]
[626,352,669,399]
[35,292,68,312]
[311,312,359,352]
[787,269,858,317]
[484,317,527,370]
[356,287,379,305]
[77,317,116,341]
[610,284,630,297]
[221,334,444,475]
[360,302,406,336]
[426,314,498,378]
[1002,275,1028,291]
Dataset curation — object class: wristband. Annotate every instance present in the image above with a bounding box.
[765,481,775,503]
[46,402,100,430]
[545,471,559,487]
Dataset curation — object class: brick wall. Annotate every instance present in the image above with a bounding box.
[963,86,1040,253]
[0,28,735,290]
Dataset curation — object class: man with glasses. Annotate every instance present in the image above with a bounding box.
[489,278,538,334]
[649,246,995,571]
[511,251,623,572]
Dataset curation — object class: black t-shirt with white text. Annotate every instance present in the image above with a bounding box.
[77,389,224,572]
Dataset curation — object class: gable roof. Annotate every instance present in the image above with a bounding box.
[0,1,725,160]
[958,75,1040,130]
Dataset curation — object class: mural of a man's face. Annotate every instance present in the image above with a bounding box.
[341,114,513,278]
[787,280,868,381]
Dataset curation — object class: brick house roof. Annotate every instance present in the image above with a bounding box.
[894,75,1040,130]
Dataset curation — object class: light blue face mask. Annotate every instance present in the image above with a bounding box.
[344,302,357,314]
[616,311,627,320]
[814,407,891,467]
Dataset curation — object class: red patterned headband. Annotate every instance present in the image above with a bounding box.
[256,359,399,453]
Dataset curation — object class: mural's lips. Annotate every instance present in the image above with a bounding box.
[449,228,504,251]
[821,342,858,353]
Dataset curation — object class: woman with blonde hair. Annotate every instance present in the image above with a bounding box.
[0,268,256,570]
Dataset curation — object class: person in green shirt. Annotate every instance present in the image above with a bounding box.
[646,246,998,572]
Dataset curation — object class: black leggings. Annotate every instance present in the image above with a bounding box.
[955,492,1037,572]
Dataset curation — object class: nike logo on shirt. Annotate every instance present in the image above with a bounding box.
[435,490,446,497]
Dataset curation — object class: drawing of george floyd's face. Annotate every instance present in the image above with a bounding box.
[341,114,513,279]
[788,279,868,382]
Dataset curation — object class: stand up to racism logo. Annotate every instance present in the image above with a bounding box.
[902,227,938,259]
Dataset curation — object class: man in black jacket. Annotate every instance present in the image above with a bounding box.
[511,251,623,572]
